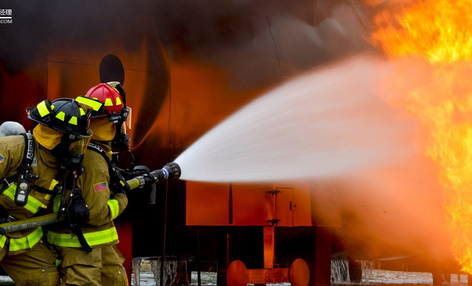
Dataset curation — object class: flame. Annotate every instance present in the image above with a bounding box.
[372,1,472,64]
[371,0,472,273]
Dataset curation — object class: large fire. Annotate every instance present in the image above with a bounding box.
[370,0,472,272]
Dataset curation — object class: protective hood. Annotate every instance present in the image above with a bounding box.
[33,124,63,150]
[90,117,116,142]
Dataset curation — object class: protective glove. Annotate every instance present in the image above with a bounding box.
[65,195,89,228]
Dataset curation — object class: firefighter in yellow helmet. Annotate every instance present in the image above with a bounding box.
[0,97,95,285]
[47,82,130,285]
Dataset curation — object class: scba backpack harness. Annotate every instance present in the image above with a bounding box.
[87,142,130,195]
[0,132,54,222]
[55,169,92,253]
[14,132,38,206]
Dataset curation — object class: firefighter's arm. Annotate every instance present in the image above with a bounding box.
[0,137,24,179]
[80,168,119,226]
[108,192,128,220]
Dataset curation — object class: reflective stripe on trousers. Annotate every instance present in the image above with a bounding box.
[0,226,43,252]
[47,226,118,248]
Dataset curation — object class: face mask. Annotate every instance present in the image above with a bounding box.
[111,107,132,151]
[69,132,92,160]
[61,132,93,174]
[112,124,130,151]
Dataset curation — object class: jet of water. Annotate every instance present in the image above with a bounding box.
[175,54,416,183]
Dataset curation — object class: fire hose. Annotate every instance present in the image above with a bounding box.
[0,162,181,235]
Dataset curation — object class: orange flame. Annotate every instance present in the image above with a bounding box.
[371,0,472,273]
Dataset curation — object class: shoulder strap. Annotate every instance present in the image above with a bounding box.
[14,132,39,206]
[8,132,35,180]
[87,143,130,193]
[22,132,34,167]
[87,142,106,158]
[87,142,113,174]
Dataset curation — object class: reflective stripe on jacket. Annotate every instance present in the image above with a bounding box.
[0,226,43,253]
[2,184,43,215]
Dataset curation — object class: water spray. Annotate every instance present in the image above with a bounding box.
[174,54,416,183]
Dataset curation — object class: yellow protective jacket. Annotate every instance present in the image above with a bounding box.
[47,141,128,249]
[0,135,59,254]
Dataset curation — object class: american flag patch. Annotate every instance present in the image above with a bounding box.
[94,182,108,193]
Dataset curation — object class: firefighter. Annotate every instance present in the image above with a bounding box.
[47,82,130,286]
[0,97,95,285]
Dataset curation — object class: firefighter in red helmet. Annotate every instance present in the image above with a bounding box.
[0,97,95,285]
[47,82,130,285]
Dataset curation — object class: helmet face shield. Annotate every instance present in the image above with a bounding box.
[118,121,128,140]
[124,107,132,130]
[68,132,93,161]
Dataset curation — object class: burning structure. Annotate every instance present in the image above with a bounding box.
[0,0,471,285]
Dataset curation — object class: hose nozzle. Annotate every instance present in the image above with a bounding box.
[150,162,181,182]
[163,162,181,180]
